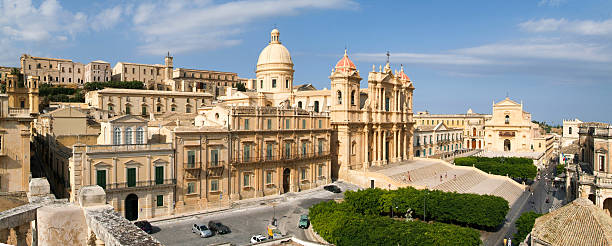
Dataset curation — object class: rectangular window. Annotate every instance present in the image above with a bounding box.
[125,106,131,115]
[301,168,306,180]
[96,170,106,189]
[211,149,219,166]
[285,119,290,129]
[187,182,195,194]
[285,79,289,88]
[244,119,249,130]
[243,145,250,161]
[318,120,322,129]
[243,173,250,187]
[211,180,219,191]
[260,80,263,88]
[302,142,307,156]
[266,143,273,159]
[285,142,291,157]
[141,106,147,116]
[187,150,196,168]
[266,171,272,184]
[385,98,390,111]
[600,156,606,172]
[318,140,324,155]
[302,119,306,129]
[155,166,164,185]
[267,119,272,130]
[272,79,277,88]
[127,168,136,187]
[318,165,323,177]
[156,195,163,207]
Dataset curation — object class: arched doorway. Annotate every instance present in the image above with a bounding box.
[471,139,476,149]
[282,168,291,193]
[603,198,612,216]
[125,194,139,221]
[504,139,511,151]
[472,128,476,136]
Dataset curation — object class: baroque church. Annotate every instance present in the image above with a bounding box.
[220,28,416,179]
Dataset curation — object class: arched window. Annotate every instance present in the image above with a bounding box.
[113,127,121,145]
[569,127,572,135]
[136,127,144,144]
[337,91,342,105]
[297,101,302,109]
[350,90,356,105]
[505,115,510,124]
[125,128,133,145]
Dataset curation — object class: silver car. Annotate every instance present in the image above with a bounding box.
[192,223,213,238]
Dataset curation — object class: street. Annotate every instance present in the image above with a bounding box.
[151,182,358,246]
[486,161,565,245]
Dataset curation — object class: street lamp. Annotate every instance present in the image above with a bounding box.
[423,186,428,222]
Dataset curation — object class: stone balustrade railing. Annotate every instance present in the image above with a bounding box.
[0,178,165,246]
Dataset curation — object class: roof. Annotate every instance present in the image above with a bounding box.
[334,50,356,73]
[494,97,521,107]
[107,115,147,123]
[531,198,612,246]
[397,65,410,81]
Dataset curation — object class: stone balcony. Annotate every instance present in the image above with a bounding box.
[73,143,173,154]
[579,172,612,188]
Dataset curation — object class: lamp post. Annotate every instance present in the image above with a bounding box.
[423,186,428,222]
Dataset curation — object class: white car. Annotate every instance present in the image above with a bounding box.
[192,224,213,238]
[250,234,267,243]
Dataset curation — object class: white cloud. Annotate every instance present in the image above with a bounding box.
[130,0,358,55]
[538,0,565,7]
[519,18,612,36]
[92,5,123,31]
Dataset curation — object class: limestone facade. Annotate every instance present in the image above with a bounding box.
[562,118,582,147]
[414,109,489,150]
[112,54,245,98]
[483,98,537,152]
[85,61,111,83]
[567,122,612,216]
[0,74,39,193]
[69,115,175,221]
[85,88,213,118]
[20,54,86,86]
[414,122,464,158]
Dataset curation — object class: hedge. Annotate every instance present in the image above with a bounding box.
[513,212,542,245]
[84,81,144,91]
[309,201,481,246]
[345,187,509,231]
[455,156,537,180]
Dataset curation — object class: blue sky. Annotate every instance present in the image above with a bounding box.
[1,0,611,124]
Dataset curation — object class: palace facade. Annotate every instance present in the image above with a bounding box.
[414,122,464,158]
[414,109,489,150]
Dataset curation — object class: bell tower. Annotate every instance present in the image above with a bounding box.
[330,49,361,122]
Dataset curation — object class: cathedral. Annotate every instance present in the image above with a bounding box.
[220,28,416,179]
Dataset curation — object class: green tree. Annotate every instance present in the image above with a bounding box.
[513,212,542,245]
[234,82,246,92]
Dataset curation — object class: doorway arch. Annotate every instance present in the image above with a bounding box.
[282,168,291,193]
[504,139,511,151]
[125,193,139,221]
[471,139,476,149]
[603,198,612,216]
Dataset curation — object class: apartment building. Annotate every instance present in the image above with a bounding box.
[414,122,464,158]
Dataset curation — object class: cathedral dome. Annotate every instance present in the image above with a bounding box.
[398,65,410,81]
[257,29,293,67]
[334,49,356,72]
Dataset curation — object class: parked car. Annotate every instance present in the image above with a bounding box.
[192,224,213,238]
[208,220,231,234]
[298,214,309,229]
[134,221,153,234]
[324,185,341,193]
[251,234,267,243]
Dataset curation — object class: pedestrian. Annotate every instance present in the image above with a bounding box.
[407,171,411,182]
[454,174,456,179]
[440,175,442,182]
[445,172,447,179]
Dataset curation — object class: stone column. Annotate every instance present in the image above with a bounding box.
[363,127,369,170]
[382,130,387,165]
[15,225,28,246]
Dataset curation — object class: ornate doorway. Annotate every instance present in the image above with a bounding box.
[125,193,138,221]
[471,139,476,149]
